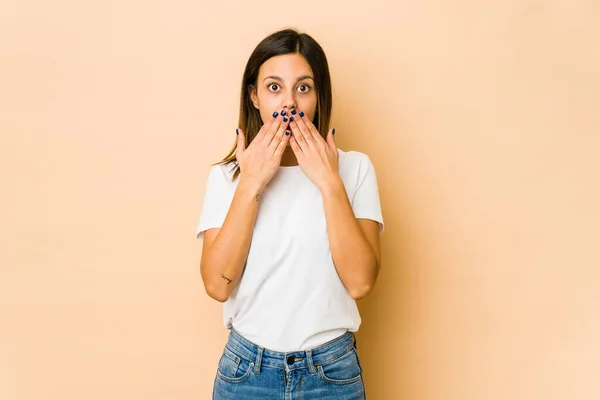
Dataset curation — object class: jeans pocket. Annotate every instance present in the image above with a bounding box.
[216,345,254,383]
[317,347,363,385]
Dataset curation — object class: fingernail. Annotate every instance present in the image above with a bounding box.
[332,128,335,135]
[272,111,278,118]
[236,128,239,135]
[291,109,297,115]
[285,130,290,136]
[281,110,286,116]
[299,111,305,117]
[283,117,288,122]
[289,116,294,122]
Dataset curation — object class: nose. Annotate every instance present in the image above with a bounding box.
[282,89,297,111]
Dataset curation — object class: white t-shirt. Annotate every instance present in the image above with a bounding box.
[196,149,384,352]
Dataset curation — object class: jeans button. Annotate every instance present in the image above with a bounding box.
[286,355,294,365]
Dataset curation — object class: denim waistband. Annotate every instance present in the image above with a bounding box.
[226,328,357,374]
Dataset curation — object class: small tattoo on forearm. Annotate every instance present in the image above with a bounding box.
[256,194,261,202]
[220,274,232,284]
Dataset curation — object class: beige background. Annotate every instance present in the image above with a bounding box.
[1,0,599,399]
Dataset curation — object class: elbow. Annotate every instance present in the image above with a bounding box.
[204,284,229,303]
[349,284,374,300]
[211,294,229,303]
[200,263,230,303]
[348,260,380,300]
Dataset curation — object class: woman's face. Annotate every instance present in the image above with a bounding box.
[250,53,318,125]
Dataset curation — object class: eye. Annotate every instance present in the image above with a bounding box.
[297,84,311,93]
[268,83,280,92]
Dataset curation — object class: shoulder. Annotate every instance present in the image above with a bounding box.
[337,148,375,176]
[206,162,239,188]
[212,161,237,178]
[336,149,379,196]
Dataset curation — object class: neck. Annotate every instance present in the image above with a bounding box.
[280,147,299,166]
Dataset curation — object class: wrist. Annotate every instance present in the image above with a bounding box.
[237,177,264,202]
[319,174,345,197]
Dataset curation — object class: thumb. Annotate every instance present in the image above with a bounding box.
[236,128,246,155]
[326,128,336,150]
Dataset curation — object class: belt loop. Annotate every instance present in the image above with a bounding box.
[306,350,317,375]
[254,347,263,374]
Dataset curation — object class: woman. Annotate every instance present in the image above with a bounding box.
[196,28,384,399]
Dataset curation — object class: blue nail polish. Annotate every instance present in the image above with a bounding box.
[283,117,288,122]
[299,111,305,117]
[285,131,290,136]
[289,116,294,122]
[332,128,335,135]
[236,128,239,135]
[281,110,286,116]
[272,111,278,118]
[291,109,297,115]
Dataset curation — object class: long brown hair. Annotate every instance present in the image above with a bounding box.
[216,28,333,180]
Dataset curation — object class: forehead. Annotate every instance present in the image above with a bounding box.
[258,53,314,79]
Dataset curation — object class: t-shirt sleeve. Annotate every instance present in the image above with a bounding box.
[195,164,236,240]
[352,155,385,234]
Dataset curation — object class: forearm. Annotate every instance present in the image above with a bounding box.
[321,177,379,299]
[200,179,261,302]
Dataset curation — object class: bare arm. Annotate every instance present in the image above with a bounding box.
[321,178,381,299]
[199,112,290,302]
[287,113,382,300]
[200,180,262,302]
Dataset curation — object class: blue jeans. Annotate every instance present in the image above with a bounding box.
[212,328,366,399]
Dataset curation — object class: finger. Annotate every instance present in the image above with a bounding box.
[289,118,308,151]
[289,115,313,145]
[262,111,285,145]
[256,111,281,143]
[269,116,290,151]
[274,129,292,158]
[236,128,246,155]
[288,134,303,157]
[297,111,322,142]
[326,128,336,150]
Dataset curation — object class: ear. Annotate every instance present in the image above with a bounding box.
[249,85,260,110]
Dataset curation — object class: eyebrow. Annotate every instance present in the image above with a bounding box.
[263,75,314,83]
